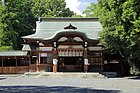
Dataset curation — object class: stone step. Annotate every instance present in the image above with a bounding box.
[100,72,117,78]
[24,72,106,78]
[0,74,22,78]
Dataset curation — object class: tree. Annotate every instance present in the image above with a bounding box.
[85,0,140,74]
[84,0,140,74]
[0,0,36,50]
[71,13,83,18]
[0,0,74,50]
[0,4,12,50]
[32,0,74,18]
[83,3,100,17]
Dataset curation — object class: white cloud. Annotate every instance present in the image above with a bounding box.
[65,0,82,15]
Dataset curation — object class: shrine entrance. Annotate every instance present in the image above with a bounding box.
[57,48,84,72]
[58,57,84,72]
[44,24,102,72]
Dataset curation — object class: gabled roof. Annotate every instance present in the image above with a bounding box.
[22,18,102,40]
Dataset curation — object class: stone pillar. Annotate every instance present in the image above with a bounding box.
[53,42,58,72]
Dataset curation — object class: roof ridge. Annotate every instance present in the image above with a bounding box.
[39,17,99,22]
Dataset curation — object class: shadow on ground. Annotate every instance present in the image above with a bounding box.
[127,76,140,80]
[0,78,6,80]
[0,86,121,93]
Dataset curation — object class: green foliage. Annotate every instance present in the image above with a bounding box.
[71,13,83,18]
[85,0,140,74]
[32,0,74,17]
[83,3,100,17]
[0,0,36,50]
[0,46,13,51]
[99,0,140,74]
[0,0,74,50]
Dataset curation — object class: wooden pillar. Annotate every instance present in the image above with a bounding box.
[2,58,3,74]
[15,57,17,73]
[53,49,58,72]
[84,48,88,72]
[28,55,31,72]
[36,41,40,72]
[36,51,40,72]
[15,57,17,67]
[2,58,3,67]
[101,51,104,72]
[84,42,89,72]
[29,51,32,72]
[53,42,58,72]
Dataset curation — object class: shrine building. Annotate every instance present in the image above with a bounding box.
[0,18,121,74]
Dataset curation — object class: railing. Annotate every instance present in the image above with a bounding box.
[88,58,102,65]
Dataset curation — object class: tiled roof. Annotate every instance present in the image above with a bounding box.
[22,18,102,40]
[0,51,28,56]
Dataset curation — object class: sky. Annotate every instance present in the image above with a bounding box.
[65,0,97,16]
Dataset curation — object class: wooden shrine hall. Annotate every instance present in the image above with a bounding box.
[0,18,121,74]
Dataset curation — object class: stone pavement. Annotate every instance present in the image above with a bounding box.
[0,73,139,93]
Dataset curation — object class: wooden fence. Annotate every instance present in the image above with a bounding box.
[0,64,53,74]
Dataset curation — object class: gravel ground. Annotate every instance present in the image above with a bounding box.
[0,75,139,93]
